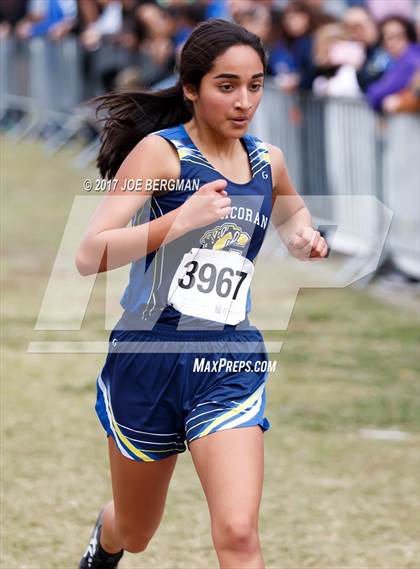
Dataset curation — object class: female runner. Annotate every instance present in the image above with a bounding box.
[76,18,328,569]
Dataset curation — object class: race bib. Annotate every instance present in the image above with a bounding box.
[168,248,254,325]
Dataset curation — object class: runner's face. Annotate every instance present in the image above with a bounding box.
[188,45,264,137]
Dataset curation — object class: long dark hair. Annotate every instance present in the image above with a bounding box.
[95,18,268,179]
[379,15,417,45]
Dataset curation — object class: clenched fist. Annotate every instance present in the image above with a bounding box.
[175,179,231,233]
[287,226,329,261]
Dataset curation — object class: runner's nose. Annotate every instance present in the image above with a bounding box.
[234,87,252,111]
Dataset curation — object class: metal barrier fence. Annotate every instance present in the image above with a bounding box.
[1,37,419,279]
[250,83,420,280]
[383,114,420,278]
[1,36,84,139]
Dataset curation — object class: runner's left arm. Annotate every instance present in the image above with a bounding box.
[267,143,328,261]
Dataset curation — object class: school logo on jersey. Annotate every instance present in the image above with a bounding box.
[200,223,250,252]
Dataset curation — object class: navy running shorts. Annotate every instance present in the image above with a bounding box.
[95,321,271,462]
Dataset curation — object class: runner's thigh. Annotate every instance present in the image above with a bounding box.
[189,427,264,543]
[108,436,178,541]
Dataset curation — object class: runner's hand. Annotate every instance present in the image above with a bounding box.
[175,179,231,232]
[287,226,329,261]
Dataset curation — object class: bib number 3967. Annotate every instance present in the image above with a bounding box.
[168,248,254,325]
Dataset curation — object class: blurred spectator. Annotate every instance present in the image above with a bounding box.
[205,0,230,20]
[344,6,391,92]
[167,3,206,49]
[367,0,413,22]
[110,2,185,91]
[136,3,175,71]
[233,3,272,43]
[275,1,334,91]
[312,22,364,96]
[367,15,420,111]
[301,0,348,19]
[78,1,157,50]
[3,0,419,118]
[80,0,124,51]
[382,69,420,113]
[15,0,77,40]
[0,0,28,38]
[114,0,154,50]
[415,0,420,41]
[122,2,207,87]
[227,1,258,21]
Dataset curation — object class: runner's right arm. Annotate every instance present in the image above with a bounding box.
[75,135,231,276]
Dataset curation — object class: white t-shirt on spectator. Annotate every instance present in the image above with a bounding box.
[313,65,362,98]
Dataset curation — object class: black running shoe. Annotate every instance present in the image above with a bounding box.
[78,508,124,569]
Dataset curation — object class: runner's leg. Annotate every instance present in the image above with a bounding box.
[100,436,178,554]
[189,426,265,568]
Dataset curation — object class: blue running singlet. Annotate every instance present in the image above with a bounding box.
[119,123,273,330]
[95,123,274,461]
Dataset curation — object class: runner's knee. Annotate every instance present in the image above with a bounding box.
[116,527,153,554]
[212,517,260,554]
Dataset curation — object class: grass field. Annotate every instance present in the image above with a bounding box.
[1,140,419,568]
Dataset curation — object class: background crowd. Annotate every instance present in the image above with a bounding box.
[1,0,419,114]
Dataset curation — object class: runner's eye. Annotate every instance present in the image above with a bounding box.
[250,84,263,91]
[219,84,234,92]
